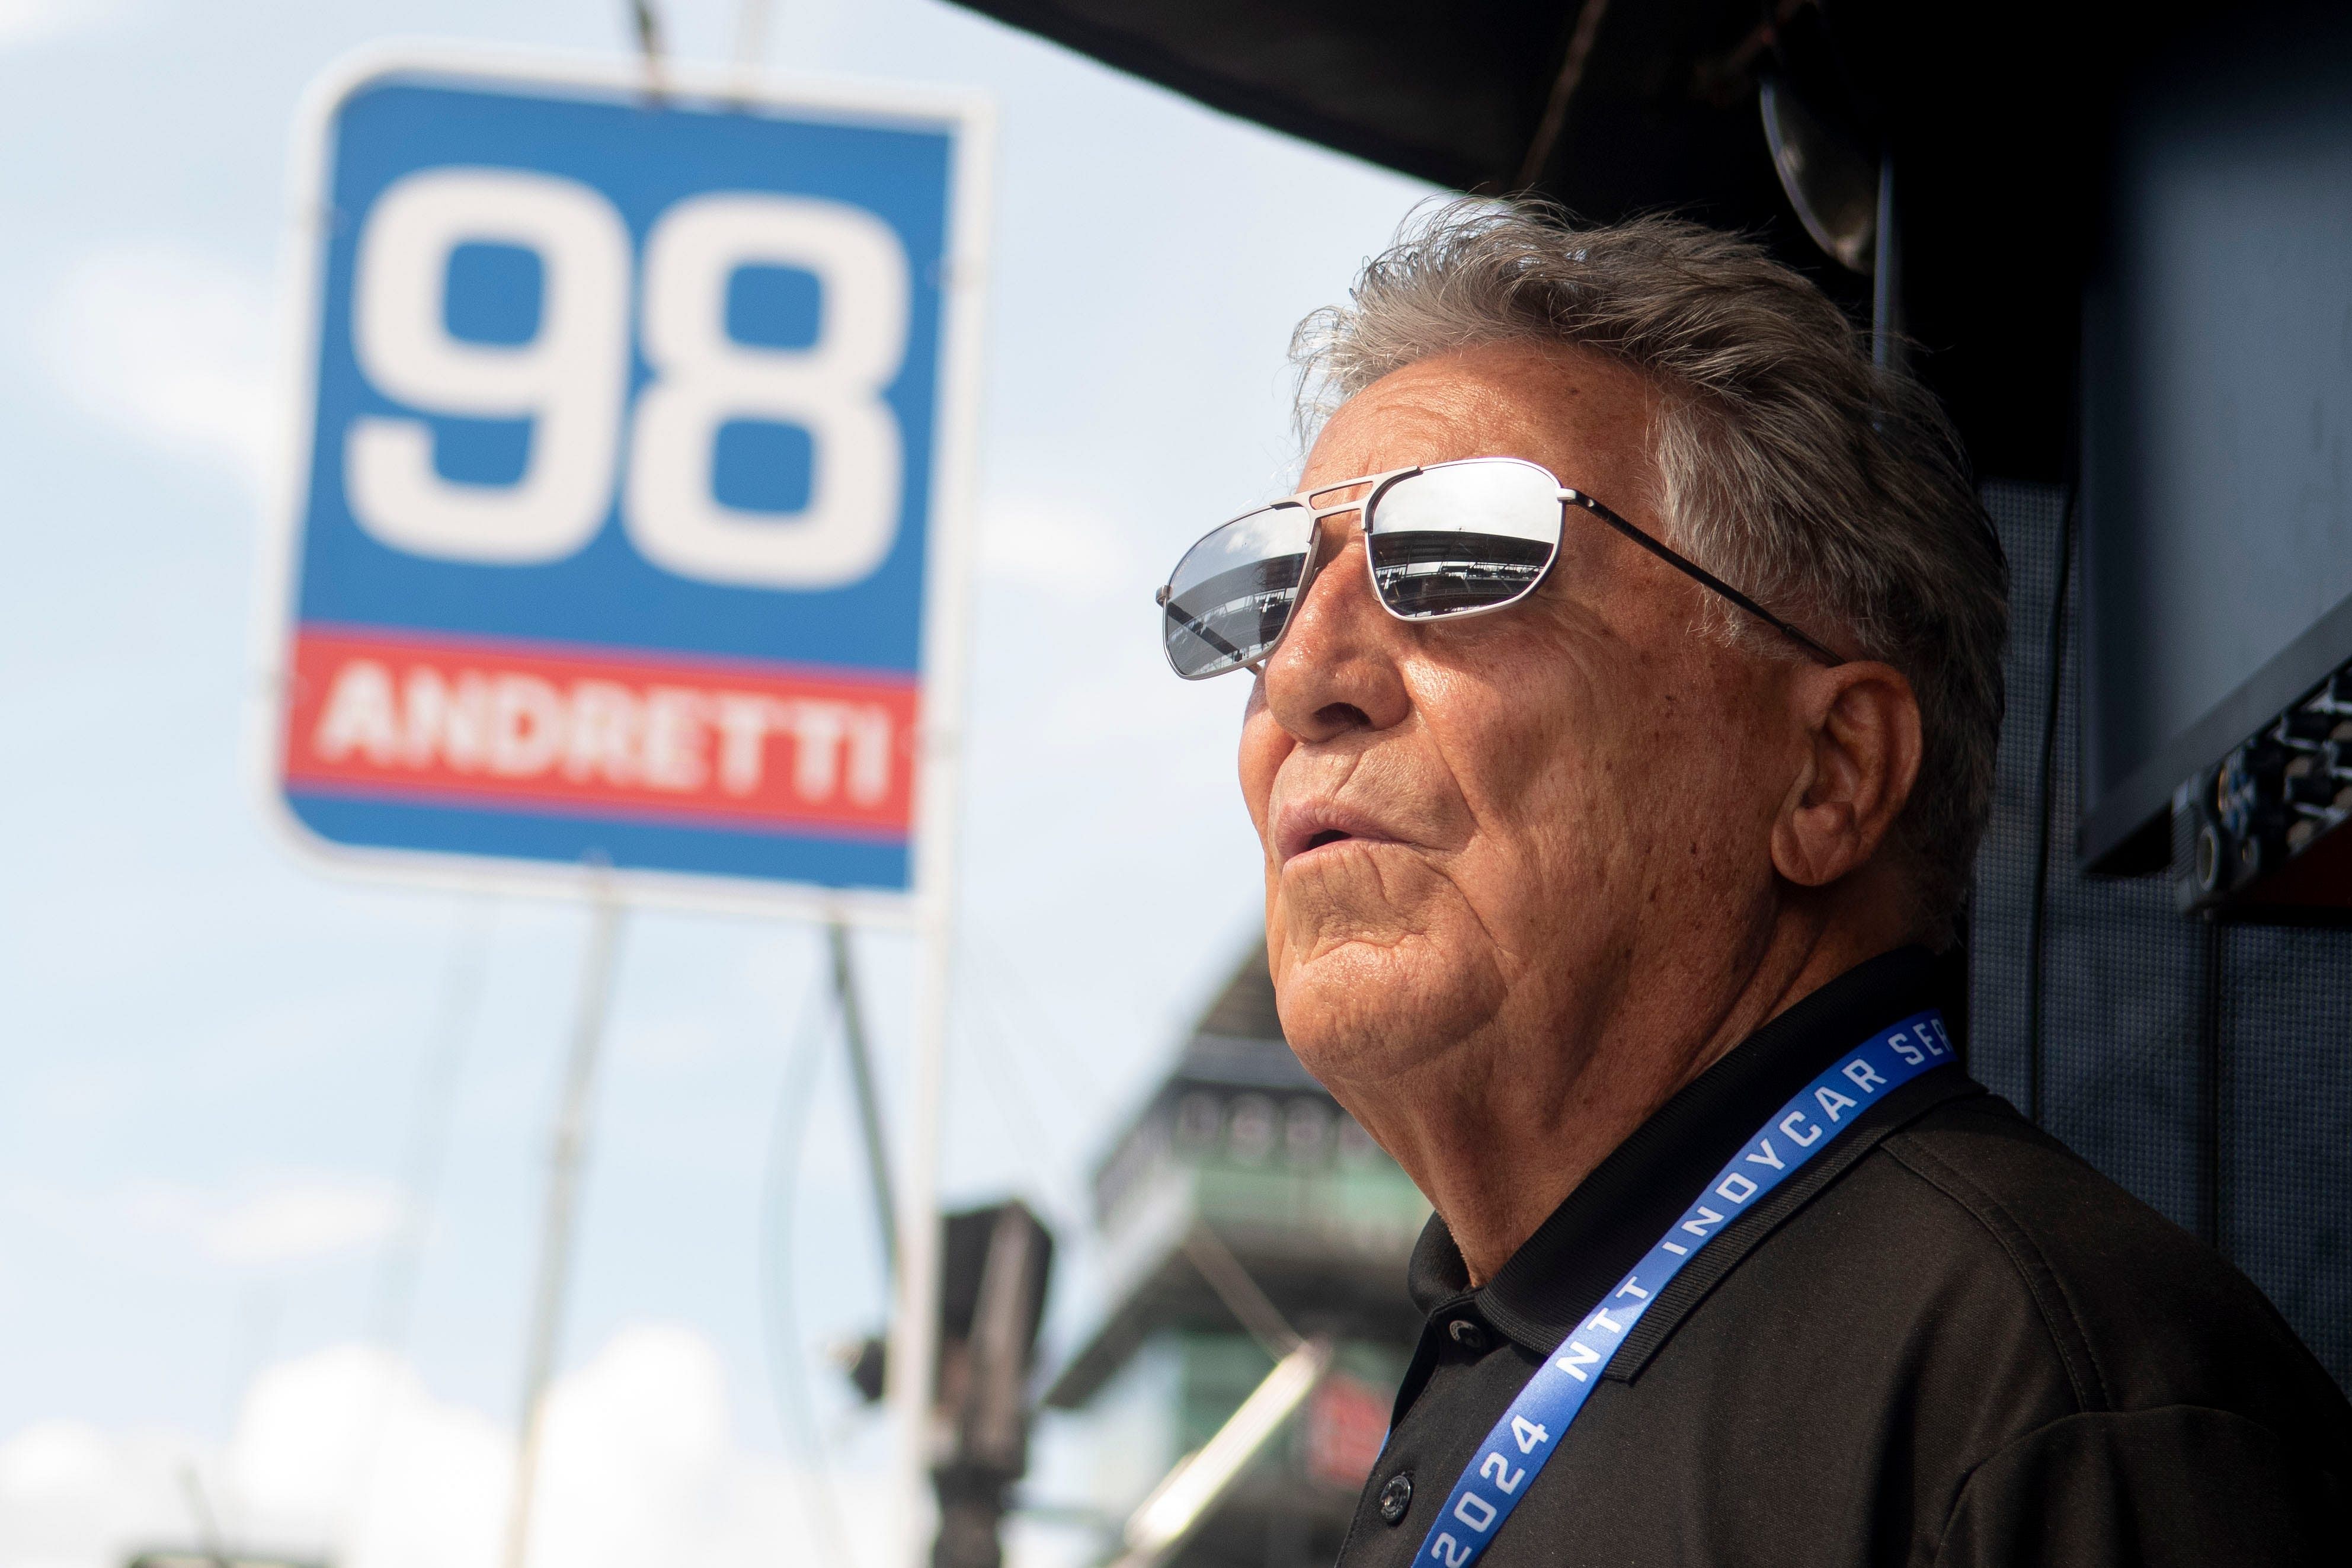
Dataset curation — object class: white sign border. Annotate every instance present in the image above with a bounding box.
[250,40,994,929]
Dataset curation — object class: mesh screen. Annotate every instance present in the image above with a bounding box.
[1969,481,2352,1390]
[2220,923,2352,1381]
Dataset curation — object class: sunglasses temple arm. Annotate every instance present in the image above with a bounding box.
[1566,495,1845,666]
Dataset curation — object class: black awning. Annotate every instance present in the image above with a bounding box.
[946,0,1805,244]
[936,0,2231,482]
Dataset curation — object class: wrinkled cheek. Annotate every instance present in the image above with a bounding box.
[1550,814,1628,908]
[1236,698,1282,811]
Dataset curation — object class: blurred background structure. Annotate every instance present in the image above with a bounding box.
[10,4,2352,1568]
[1041,951,1423,1568]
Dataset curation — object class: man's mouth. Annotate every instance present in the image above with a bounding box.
[1276,802,1400,864]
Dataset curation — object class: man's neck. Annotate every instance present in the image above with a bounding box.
[1337,911,1897,1287]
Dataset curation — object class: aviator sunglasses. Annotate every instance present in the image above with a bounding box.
[1155,456,1844,679]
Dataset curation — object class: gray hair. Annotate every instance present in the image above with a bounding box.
[1292,199,2008,943]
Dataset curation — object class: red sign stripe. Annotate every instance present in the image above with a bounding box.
[281,626,919,839]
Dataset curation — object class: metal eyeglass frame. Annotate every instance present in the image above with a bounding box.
[1154,456,1845,677]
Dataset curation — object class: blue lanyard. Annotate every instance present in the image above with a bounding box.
[1415,1010,1954,1568]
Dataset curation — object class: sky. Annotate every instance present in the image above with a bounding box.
[0,2,1429,1566]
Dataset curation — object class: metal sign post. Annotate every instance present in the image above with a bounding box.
[502,892,625,1568]
[265,46,990,1567]
[887,904,954,1566]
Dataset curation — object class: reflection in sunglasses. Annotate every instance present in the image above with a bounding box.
[1368,531,1554,619]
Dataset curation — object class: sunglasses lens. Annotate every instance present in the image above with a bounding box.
[1161,504,1314,678]
[1366,460,1561,619]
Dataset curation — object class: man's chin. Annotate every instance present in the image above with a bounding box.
[1270,930,1495,1086]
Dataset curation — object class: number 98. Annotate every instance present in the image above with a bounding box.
[343,166,912,591]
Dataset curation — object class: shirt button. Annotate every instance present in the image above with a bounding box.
[1448,1319,1489,1353]
[1378,1472,1413,1525]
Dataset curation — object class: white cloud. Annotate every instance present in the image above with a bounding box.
[0,0,114,50]
[118,1172,407,1268]
[977,498,1137,600]
[226,1342,505,1568]
[0,1422,203,1568]
[0,1327,900,1568]
[0,1422,112,1504]
[41,244,285,503]
[200,1180,407,1269]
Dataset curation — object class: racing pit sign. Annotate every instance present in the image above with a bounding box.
[264,48,988,913]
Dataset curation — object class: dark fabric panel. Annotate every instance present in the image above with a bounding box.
[1968,481,2067,1111]
[2221,923,2352,1385]
[1971,479,2352,1391]
[1973,481,2203,1231]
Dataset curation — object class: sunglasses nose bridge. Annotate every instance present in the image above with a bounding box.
[1275,511,1387,659]
[1296,501,1369,588]
[1303,498,1371,583]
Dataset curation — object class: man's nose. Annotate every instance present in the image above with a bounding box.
[1259,513,1413,741]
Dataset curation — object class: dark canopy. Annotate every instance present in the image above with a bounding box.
[940,0,2231,483]
[947,0,1806,231]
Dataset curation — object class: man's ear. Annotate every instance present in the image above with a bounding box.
[1770,661,1923,889]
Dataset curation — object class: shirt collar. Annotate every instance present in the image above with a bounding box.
[1406,945,1945,1353]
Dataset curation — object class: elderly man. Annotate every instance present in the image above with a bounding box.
[1154,205,2351,1564]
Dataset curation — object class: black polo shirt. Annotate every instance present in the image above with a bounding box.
[1336,948,2352,1567]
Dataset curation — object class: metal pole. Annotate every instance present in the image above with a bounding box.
[1872,151,1903,371]
[886,904,953,1568]
[1112,1339,1335,1568]
[341,901,495,1551]
[829,918,899,1275]
[374,901,494,1351]
[628,0,668,97]
[1181,1223,1302,1359]
[179,1463,233,1568]
[887,85,985,1561]
[500,892,626,1568]
[730,0,773,101]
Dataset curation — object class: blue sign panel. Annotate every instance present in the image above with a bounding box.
[270,52,986,905]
